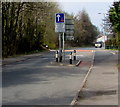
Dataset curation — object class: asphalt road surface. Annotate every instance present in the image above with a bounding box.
[2,48,94,105]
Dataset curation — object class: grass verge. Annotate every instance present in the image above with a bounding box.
[117,64,120,72]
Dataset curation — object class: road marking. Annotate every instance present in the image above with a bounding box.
[76,50,93,52]
[50,50,56,51]
[76,60,82,66]
[66,55,84,57]
[110,52,116,55]
[51,49,94,52]
[70,50,95,106]
[65,50,93,52]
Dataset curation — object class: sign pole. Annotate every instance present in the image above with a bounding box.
[59,33,62,62]
[59,33,61,53]
[63,32,65,60]
[55,13,65,62]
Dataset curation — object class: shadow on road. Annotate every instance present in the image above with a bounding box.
[2,64,87,87]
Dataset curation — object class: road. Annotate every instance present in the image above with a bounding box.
[2,48,94,105]
[2,47,118,105]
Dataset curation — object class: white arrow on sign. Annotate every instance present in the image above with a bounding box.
[57,14,60,22]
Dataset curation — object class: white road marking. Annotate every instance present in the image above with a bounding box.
[110,52,116,55]
[50,50,56,52]
[66,55,84,57]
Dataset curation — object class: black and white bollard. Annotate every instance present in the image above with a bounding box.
[59,50,62,62]
[70,52,72,64]
[73,50,76,60]
[56,50,58,62]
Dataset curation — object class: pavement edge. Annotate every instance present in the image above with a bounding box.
[70,50,95,106]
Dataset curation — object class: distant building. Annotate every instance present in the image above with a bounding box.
[96,34,107,43]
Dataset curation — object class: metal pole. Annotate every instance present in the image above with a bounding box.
[98,13,107,49]
[63,32,65,60]
[59,33,61,51]
[59,33,62,62]
[70,52,72,64]
[103,14,106,49]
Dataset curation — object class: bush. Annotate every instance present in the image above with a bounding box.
[105,38,118,49]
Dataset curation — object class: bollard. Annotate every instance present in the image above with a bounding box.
[59,55,62,62]
[56,50,58,62]
[73,50,76,60]
[70,52,72,64]
[59,50,62,62]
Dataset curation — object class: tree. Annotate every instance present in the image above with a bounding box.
[2,2,24,56]
[74,10,99,46]
[109,1,120,32]
[108,1,120,49]
[0,2,2,58]
[2,2,61,57]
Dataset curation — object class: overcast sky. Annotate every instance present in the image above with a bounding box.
[56,0,115,31]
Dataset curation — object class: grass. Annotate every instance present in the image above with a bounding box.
[118,64,120,68]
[105,48,119,50]
[117,64,120,72]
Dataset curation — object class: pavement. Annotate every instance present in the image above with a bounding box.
[75,50,118,106]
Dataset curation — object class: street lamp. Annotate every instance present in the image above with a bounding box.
[98,13,108,49]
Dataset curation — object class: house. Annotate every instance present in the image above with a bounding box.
[96,34,107,43]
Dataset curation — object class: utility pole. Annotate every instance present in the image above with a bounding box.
[98,13,108,49]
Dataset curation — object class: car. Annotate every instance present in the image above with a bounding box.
[43,44,48,48]
[95,42,102,48]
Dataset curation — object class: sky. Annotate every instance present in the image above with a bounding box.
[56,0,116,31]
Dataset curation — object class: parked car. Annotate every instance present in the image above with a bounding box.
[95,42,102,48]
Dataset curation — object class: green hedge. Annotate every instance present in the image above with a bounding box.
[105,45,118,49]
[105,38,118,49]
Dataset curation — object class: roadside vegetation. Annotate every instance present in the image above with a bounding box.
[72,10,99,47]
[107,1,120,50]
[105,38,118,50]
[2,2,61,58]
[106,1,120,71]
[1,1,120,58]
[2,1,99,58]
